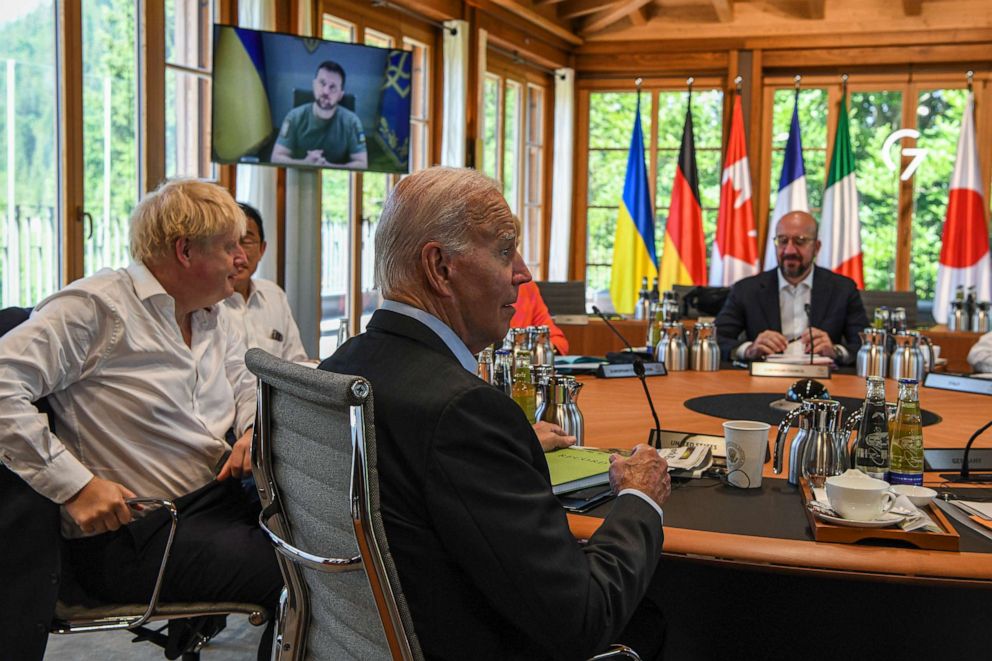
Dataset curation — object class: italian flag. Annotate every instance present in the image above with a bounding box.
[932,92,991,324]
[817,90,864,288]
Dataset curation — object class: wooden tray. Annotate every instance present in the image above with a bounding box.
[800,479,960,551]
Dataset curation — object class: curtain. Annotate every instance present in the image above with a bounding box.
[441,20,469,167]
[547,68,575,281]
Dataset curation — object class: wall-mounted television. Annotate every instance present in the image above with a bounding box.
[211,24,412,174]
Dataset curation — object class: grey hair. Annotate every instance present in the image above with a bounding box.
[374,166,507,297]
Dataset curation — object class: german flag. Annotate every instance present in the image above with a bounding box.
[658,97,706,291]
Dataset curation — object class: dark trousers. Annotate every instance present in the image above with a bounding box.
[65,479,283,660]
[613,560,667,661]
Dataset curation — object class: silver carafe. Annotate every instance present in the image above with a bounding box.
[972,302,991,333]
[536,375,585,446]
[530,326,555,370]
[856,328,888,378]
[654,322,688,371]
[948,300,969,332]
[890,331,929,381]
[773,399,847,486]
[689,322,720,371]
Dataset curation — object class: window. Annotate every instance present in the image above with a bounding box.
[318,7,433,357]
[480,56,548,277]
[583,86,723,305]
[0,0,59,306]
[164,0,213,180]
[82,0,139,276]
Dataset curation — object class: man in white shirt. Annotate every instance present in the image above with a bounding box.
[968,331,992,372]
[0,179,281,660]
[715,211,868,365]
[222,203,307,361]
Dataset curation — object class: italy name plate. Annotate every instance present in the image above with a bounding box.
[749,362,831,379]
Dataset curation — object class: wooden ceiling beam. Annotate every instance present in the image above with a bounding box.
[558,0,621,20]
[534,0,568,5]
[628,5,649,26]
[762,42,990,68]
[580,0,654,35]
[485,0,583,45]
[710,0,733,23]
[801,0,825,20]
[903,0,923,16]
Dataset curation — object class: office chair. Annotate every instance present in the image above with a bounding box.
[0,306,269,660]
[246,349,643,661]
[246,348,421,660]
[534,280,588,316]
[860,290,920,327]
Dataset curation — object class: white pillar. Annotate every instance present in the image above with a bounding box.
[547,68,575,281]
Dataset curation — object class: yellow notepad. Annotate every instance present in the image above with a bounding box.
[545,447,616,495]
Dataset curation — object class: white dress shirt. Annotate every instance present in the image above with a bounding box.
[222,278,307,362]
[778,268,814,341]
[968,331,992,373]
[0,262,256,537]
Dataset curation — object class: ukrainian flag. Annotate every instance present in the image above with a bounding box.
[610,96,657,314]
[212,26,273,162]
[374,50,412,171]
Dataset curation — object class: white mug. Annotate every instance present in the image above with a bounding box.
[825,474,896,520]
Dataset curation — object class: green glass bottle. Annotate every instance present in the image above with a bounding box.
[511,330,537,423]
[889,378,924,486]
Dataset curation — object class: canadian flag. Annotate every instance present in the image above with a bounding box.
[710,95,759,286]
[932,92,991,324]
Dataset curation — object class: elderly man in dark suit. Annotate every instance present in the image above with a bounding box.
[320,166,670,660]
[715,210,869,364]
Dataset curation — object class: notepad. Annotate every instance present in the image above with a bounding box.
[545,447,613,495]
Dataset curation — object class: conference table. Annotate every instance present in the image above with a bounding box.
[565,368,991,658]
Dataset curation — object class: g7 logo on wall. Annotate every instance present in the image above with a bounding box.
[882,129,928,181]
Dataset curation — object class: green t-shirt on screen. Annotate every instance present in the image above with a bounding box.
[275,103,366,164]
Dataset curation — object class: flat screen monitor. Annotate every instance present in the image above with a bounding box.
[211,24,412,174]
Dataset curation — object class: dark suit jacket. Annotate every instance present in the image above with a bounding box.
[714,266,869,364]
[320,309,663,661]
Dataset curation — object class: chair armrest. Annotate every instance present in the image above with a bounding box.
[589,644,642,660]
[258,503,362,573]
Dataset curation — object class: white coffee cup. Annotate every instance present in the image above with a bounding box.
[722,420,770,489]
[825,471,896,520]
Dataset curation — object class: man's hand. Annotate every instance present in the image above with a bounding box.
[608,443,671,509]
[744,330,789,360]
[533,421,576,453]
[64,476,137,535]
[303,149,330,165]
[217,427,254,481]
[803,327,837,358]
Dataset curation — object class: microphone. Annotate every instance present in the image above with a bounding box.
[804,303,814,365]
[592,306,663,448]
[959,419,992,482]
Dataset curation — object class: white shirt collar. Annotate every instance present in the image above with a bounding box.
[380,299,478,373]
[777,266,814,292]
[127,261,171,302]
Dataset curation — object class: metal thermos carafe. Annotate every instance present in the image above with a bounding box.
[948,300,969,332]
[773,399,847,486]
[536,375,585,446]
[856,328,888,378]
[530,326,555,370]
[972,302,991,333]
[654,322,688,371]
[890,331,930,382]
[689,322,720,371]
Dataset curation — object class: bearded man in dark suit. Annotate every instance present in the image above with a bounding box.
[320,166,670,660]
[715,210,869,364]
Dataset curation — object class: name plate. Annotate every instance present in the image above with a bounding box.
[749,362,831,379]
[923,372,992,396]
[924,448,992,471]
[596,362,667,379]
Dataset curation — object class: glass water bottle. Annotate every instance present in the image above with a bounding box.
[889,378,924,486]
[853,377,889,480]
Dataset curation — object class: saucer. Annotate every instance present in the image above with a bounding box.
[813,510,907,528]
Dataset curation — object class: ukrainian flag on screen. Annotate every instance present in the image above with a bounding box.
[609,98,657,314]
[212,26,273,162]
[375,50,412,170]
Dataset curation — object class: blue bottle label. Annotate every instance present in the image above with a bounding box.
[888,471,923,486]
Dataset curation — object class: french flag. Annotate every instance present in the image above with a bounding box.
[764,94,809,271]
[932,92,991,324]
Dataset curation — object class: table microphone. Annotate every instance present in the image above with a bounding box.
[591,306,663,448]
[958,419,992,483]
[804,303,814,365]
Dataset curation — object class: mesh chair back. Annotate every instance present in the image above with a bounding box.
[246,349,421,661]
[534,280,587,316]
[860,290,919,327]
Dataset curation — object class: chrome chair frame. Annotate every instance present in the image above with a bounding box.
[249,349,420,661]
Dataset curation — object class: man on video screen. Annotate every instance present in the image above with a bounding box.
[271,60,368,169]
